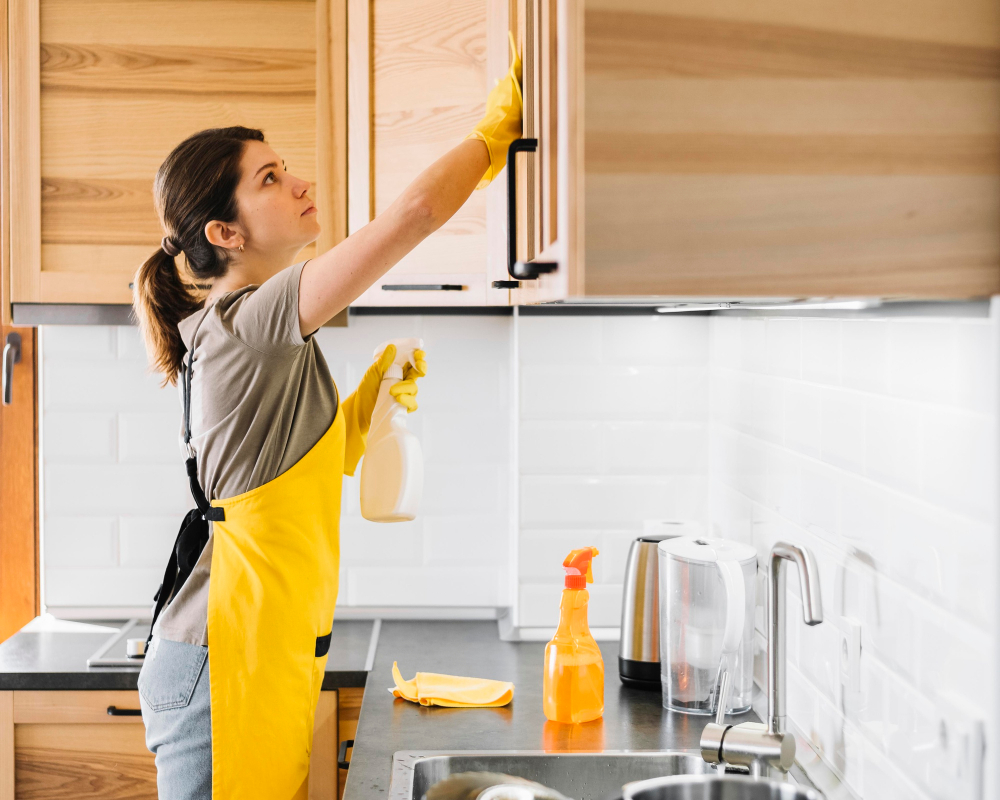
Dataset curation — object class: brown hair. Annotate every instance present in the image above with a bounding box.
[132,126,265,385]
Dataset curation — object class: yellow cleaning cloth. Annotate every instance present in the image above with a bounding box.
[390,661,514,708]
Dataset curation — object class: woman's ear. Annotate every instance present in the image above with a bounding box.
[204,220,244,251]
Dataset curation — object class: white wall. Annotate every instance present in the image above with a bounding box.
[39,314,511,615]
[515,313,711,629]
[39,305,998,797]
[708,310,997,800]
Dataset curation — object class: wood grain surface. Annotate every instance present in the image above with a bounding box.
[365,0,489,289]
[11,0,342,304]
[583,0,1000,297]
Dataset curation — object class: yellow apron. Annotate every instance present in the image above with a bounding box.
[206,387,370,800]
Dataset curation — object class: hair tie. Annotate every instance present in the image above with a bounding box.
[161,236,181,258]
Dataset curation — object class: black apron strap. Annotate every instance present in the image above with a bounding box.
[148,306,225,646]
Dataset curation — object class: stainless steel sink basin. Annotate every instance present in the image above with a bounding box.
[622,775,822,800]
[389,751,715,800]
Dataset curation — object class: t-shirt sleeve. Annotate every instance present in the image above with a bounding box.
[223,261,308,353]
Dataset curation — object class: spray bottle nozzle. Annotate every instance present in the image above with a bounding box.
[562,547,599,589]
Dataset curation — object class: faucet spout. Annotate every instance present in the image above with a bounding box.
[768,542,822,737]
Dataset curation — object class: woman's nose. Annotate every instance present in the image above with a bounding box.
[291,175,310,197]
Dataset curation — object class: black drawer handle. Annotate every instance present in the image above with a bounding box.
[492,280,520,289]
[382,284,466,291]
[107,705,142,716]
[506,139,558,281]
[338,739,354,770]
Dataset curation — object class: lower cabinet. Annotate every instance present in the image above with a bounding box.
[0,688,360,799]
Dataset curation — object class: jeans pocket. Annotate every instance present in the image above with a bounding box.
[138,638,208,712]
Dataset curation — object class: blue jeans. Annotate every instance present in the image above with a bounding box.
[138,637,212,800]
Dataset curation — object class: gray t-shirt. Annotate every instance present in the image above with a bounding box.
[152,261,339,646]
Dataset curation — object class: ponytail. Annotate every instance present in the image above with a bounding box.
[133,248,202,386]
[131,126,266,385]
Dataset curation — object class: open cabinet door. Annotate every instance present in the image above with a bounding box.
[0,0,40,642]
[508,0,582,303]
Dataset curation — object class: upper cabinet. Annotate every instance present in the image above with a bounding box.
[508,0,1000,300]
[6,0,998,311]
[8,0,346,306]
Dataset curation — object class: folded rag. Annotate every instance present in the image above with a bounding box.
[390,661,514,708]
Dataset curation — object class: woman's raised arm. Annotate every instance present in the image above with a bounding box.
[297,34,522,336]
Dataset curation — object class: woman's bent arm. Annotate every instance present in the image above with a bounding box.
[297,138,490,335]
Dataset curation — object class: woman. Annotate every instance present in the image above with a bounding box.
[132,41,521,800]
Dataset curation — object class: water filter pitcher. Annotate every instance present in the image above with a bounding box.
[657,536,757,715]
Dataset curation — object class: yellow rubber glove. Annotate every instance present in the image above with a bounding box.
[389,348,427,413]
[466,32,523,189]
[342,345,428,474]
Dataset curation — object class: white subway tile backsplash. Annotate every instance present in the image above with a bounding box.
[841,320,888,394]
[44,517,117,568]
[119,516,181,568]
[44,361,179,412]
[518,316,602,365]
[118,412,181,463]
[801,319,841,385]
[709,308,997,800]
[43,412,116,462]
[45,567,161,607]
[42,315,512,615]
[605,422,706,475]
[519,421,603,475]
[765,318,801,379]
[347,566,500,606]
[45,464,189,516]
[43,326,116,359]
[39,304,997,800]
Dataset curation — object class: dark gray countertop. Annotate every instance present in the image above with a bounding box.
[343,621,755,800]
[0,618,375,691]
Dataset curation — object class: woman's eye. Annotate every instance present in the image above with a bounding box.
[264,171,276,185]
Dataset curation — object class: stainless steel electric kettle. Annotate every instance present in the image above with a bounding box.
[618,523,695,688]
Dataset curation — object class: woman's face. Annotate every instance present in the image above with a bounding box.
[233,140,320,256]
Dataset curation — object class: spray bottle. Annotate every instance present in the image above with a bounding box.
[360,338,424,522]
[543,547,604,723]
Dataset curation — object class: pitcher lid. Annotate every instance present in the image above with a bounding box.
[657,535,757,565]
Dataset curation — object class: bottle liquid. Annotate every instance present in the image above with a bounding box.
[543,547,604,723]
[360,338,424,522]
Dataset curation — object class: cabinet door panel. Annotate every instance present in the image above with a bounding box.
[583,0,1000,298]
[11,0,344,306]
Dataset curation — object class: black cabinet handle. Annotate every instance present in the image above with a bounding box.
[107,705,142,716]
[338,739,354,770]
[506,139,558,281]
[381,284,466,291]
[492,280,521,289]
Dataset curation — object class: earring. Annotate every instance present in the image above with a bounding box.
[238,244,244,253]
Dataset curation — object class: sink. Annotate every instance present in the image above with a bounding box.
[389,751,715,800]
[623,775,822,800]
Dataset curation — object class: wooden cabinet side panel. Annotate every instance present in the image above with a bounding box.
[0,693,13,800]
[337,687,363,800]
[9,0,41,302]
[309,691,339,800]
[583,0,1000,298]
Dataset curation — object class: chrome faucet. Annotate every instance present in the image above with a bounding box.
[700,542,823,778]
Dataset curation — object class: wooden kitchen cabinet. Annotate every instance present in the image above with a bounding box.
[0,689,344,799]
[7,0,347,307]
[507,0,1000,299]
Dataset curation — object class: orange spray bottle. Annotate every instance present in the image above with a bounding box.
[543,547,604,723]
